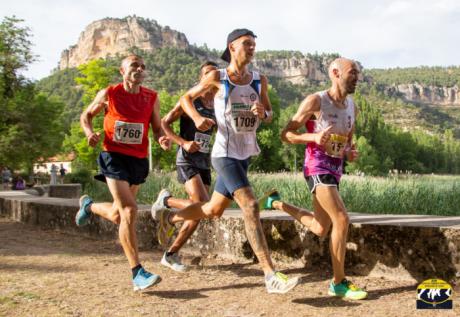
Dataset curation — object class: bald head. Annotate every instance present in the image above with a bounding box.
[328,57,360,94]
[328,58,357,80]
[121,54,143,69]
[120,54,146,85]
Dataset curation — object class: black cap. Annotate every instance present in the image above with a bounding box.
[221,28,257,63]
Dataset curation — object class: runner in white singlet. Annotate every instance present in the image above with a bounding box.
[154,28,299,294]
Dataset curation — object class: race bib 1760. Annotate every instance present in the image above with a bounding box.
[194,132,211,153]
[324,134,348,158]
[231,103,258,133]
[113,121,144,144]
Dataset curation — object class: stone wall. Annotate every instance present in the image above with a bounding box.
[1,192,459,284]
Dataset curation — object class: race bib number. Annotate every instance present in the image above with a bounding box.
[231,103,258,133]
[194,132,211,153]
[325,134,348,158]
[113,121,143,144]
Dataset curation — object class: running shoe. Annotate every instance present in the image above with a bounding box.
[75,195,93,226]
[132,268,161,291]
[161,252,187,272]
[259,188,278,210]
[328,279,368,300]
[263,191,281,210]
[154,208,175,247]
[151,189,172,217]
[265,272,300,294]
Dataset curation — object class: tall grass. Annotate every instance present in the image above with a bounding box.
[84,173,460,216]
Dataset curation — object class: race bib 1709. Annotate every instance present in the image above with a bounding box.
[113,121,144,144]
[194,132,211,153]
[231,103,258,133]
[324,134,348,158]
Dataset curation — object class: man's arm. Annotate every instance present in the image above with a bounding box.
[161,102,200,153]
[80,88,108,147]
[252,75,273,122]
[180,70,219,131]
[281,94,331,145]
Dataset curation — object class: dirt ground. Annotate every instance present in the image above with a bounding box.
[0,217,459,317]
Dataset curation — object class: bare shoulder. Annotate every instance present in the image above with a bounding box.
[95,88,109,101]
[300,93,321,112]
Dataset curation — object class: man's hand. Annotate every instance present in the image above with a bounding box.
[87,132,101,147]
[314,126,332,146]
[194,116,215,132]
[251,102,265,119]
[183,140,201,153]
[346,143,359,162]
[159,135,171,151]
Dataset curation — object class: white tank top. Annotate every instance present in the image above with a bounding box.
[211,69,262,160]
[313,90,355,136]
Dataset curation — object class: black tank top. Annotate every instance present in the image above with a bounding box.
[176,98,215,169]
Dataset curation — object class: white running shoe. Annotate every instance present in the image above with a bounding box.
[151,189,172,218]
[265,272,300,294]
[161,252,187,272]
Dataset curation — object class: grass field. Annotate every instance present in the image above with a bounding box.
[84,172,460,216]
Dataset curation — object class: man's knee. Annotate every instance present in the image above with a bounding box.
[120,205,138,224]
[181,219,200,232]
[334,210,349,229]
[111,212,121,225]
[316,222,332,237]
[203,203,224,219]
[241,199,260,219]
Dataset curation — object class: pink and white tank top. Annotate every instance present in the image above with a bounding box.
[303,90,355,181]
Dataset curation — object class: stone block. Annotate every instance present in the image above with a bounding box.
[48,184,81,198]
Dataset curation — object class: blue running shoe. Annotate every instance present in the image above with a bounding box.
[132,268,161,291]
[75,195,93,227]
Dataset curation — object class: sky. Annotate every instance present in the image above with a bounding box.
[1,0,459,80]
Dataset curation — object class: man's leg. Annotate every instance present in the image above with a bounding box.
[168,176,209,252]
[272,197,332,237]
[156,191,231,248]
[314,186,349,284]
[233,186,274,275]
[169,191,230,223]
[106,178,141,268]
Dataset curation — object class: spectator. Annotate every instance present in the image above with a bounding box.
[59,164,67,184]
[14,176,26,190]
[2,167,12,190]
[50,164,58,185]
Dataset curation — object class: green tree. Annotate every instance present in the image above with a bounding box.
[0,17,64,174]
[251,86,284,171]
[0,16,35,98]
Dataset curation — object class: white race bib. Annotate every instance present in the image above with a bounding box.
[113,121,144,144]
[194,132,211,153]
[231,103,258,133]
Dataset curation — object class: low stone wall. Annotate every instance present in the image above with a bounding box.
[48,184,81,198]
[1,192,459,285]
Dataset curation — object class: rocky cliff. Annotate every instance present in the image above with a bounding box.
[58,17,332,83]
[252,56,329,84]
[385,83,460,106]
[59,16,189,69]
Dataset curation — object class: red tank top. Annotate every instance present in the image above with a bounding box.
[103,83,157,158]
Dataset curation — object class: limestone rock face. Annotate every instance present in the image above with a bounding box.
[252,57,328,84]
[385,83,460,106]
[59,16,189,69]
